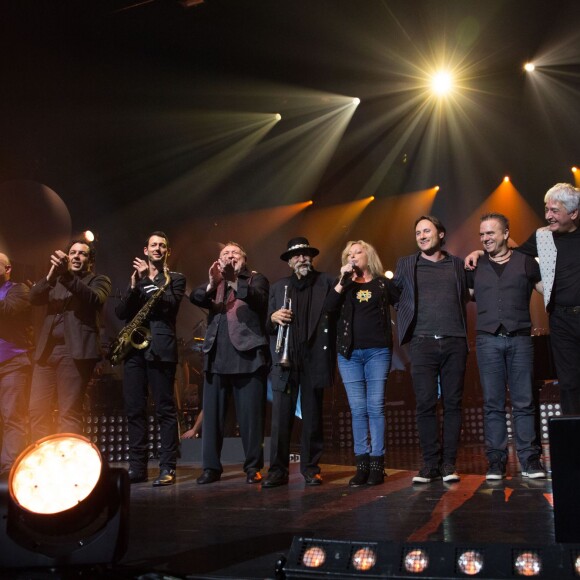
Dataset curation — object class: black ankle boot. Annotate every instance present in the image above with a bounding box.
[367,455,385,485]
[349,453,370,487]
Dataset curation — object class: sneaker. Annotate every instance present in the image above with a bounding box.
[412,466,441,483]
[440,463,460,482]
[522,457,546,479]
[486,460,506,480]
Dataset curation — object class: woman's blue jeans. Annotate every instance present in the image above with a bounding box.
[338,348,392,456]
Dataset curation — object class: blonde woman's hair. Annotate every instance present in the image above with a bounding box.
[341,240,384,279]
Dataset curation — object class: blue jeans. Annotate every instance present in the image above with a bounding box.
[338,348,392,456]
[476,334,539,466]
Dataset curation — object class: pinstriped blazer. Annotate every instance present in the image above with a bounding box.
[392,252,470,347]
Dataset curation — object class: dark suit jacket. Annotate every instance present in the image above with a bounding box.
[115,271,186,363]
[190,266,269,355]
[267,271,336,391]
[393,252,470,346]
[30,271,112,361]
[0,281,33,351]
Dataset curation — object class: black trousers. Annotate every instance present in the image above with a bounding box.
[29,343,96,441]
[268,371,324,477]
[410,336,467,467]
[202,370,266,473]
[549,308,580,415]
[123,352,179,472]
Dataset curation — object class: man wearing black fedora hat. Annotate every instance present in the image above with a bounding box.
[262,237,336,487]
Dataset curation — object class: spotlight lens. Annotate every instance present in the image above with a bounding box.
[574,554,580,575]
[302,546,326,568]
[352,97,361,105]
[404,549,429,573]
[352,547,377,571]
[524,62,535,72]
[514,551,542,576]
[457,550,484,575]
[84,230,95,242]
[10,435,103,514]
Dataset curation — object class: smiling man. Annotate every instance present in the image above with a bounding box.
[190,242,270,485]
[468,213,545,480]
[29,240,111,441]
[465,183,580,415]
[517,183,580,415]
[115,231,186,487]
[393,216,471,484]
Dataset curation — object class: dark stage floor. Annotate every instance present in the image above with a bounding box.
[105,443,555,579]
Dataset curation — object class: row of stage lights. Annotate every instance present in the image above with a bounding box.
[282,537,580,578]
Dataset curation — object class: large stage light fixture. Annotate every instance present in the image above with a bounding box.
[0,434,130,570]
[280,537,580,579]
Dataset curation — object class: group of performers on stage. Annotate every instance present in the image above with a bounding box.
[1,182,580,487]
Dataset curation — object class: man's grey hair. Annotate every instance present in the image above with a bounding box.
[544,183,580,214]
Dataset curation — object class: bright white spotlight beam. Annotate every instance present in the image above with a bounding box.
[431,71,453,96]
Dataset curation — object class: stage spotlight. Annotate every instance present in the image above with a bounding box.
[514,551,541,576]
[524,62,536,72]
[385,270,394,279]
[352,98,360,105]
[504,176,510,182]
[302,545,326,568]
[431,71,453,96]
[572,167,577,173]
[457,550,484,575]
[351,546,376,571]
[435,185,440,192]
[274,113,282,121]
[83,230,95,243]
[0,434,130,570]
[404,548,429,573]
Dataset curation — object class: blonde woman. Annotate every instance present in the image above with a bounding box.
[325,240,399,486]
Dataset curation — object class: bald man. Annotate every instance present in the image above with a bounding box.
[0,252,33,473]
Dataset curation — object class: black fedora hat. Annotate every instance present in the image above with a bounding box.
[280,237,320,261]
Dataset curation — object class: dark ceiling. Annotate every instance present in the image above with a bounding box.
[1,1,580,269]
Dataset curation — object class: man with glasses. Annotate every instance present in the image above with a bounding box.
[190,242,269,484]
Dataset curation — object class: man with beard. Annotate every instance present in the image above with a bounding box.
[115,231,185,487]
[190,242,269,485]
[0,252,33,473]
[262,238,335,488]
[29,240,111,440]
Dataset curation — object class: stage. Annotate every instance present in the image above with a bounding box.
[107,443,554,579]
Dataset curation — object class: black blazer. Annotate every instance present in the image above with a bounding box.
[30,271,112,361]
[267,271,336,391]
[115,271,186,363]
[392,252,470,346]
[190,266,269,355]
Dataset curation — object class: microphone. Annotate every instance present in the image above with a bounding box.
[351,262,363,277]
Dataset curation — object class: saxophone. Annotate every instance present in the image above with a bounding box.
[108,268,171,366]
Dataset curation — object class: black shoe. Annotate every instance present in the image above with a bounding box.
[128,468,147,484]
[304,473,323,486]
[196,469,221,485]
[246,470,262,484]
[262,471,289,488]
[152,469,176,487]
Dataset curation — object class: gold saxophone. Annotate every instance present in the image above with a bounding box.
[108,268,171,366]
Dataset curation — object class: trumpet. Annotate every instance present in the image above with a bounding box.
[275,285,292,368]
